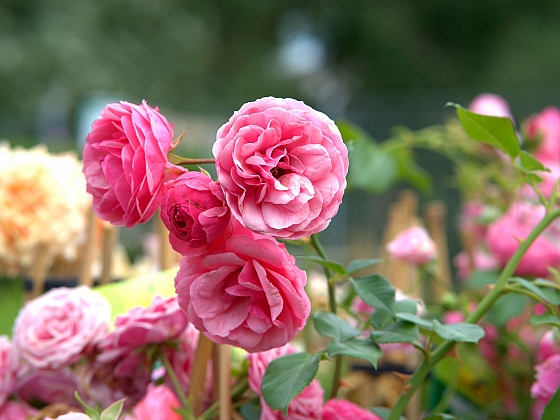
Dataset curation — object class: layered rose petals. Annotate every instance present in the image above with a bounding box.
[213,97,348,239]
[175,220,310,352]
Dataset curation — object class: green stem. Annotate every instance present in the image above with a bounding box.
[198,377,250,420]
[174,157,216,165]
[160,352,195,420]
[388,207,560,420]
[309,234,341,399]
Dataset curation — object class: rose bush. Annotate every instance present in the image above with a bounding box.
[83,100,184,228]
[160,171,231,256]
[213,96,348,239]
[175,219,310,352]
[12,286,111,369]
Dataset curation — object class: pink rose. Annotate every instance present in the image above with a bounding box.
[442,310,464,324]
[175,219,310,352]
[537,330,560,364]
[17,368,79,407]
[453,248,500,282]
[12,286,111,369]
[248,344,324,420]
[0,336,17,406]
[46,414,92,420]
[0,400,39,420]
[526,107,560,162]
[130,384,182,420]
[386,226,437,265]
[213,97,348,239]
[161,171,231,256]
[322,399,382,420]
[97,296,188,364]
[469,93,513,120]
[83,100,184,228]
[485,202,560,277]
[531,353,560,402]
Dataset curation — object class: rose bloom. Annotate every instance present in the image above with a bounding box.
[125,384,182,420]
[453,248,500,282]
[486,202,560,277]
[161,171,231,256]
[469,93,513,120]
[386,226,437,265]
[323,399,382,420]
[175,219,310,353]
[526,106,560,163]
[213,96,348,239]
[0,336,17,406]
[531,353,560,403]
[0,143,91,275]
[0,400,39,420]
[248,344,323,420]
[12,286,111,369]
[83,100,184,228]
[97,295,188,364]
[16,368,79,407]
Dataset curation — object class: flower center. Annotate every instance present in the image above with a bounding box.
[270,166,289,179]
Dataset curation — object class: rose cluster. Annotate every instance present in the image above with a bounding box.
[82,97,349,353]
[0,286,203,419]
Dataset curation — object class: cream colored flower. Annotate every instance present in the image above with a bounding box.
[0,142,91,275]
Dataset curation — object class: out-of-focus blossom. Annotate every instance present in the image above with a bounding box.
[531,353,560,402]
[16,368,78,407]
[45,413,93,420]
[83,101,185,228]
[175,219,310,353]
[0,336,17,406]
[453,248,500,282]
[386,226,437,265]
[526,107,560,163]
[537,330,560,364]
[469,93,514,120]
[161,171,231,256]
[0,400,39,420]
[322,399,382,420]
[12,286,111,369]
[442,310,464,324]
[128,384,182,420]
[213,96,348,239]
[0,143,91,275]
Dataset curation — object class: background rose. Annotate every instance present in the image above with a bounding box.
[126,384,182,420]
[0,400,38,420]
[213,96,348,239]
[162,324,202,395]
[16,368,79,407]
[386,226,437,265]
[161,171,231,256]
[97,296,188,364]
[0,336,17,406]
[531,353,560,402]
[322,399,382,420]
[469,93,513,120]
[12,286,111,370]
[526,106,560,163]
[175,219,310,352]
[83,100,184,228]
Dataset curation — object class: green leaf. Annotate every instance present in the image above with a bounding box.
[519,150,547,172]
[542,382,560,420]
[298,255,346,275]
[449,103,520,159]
[530,314,560,328]
[369,308,396,330]
[100,399,125,420]
[511,277,560,305]
[370,406,408,420]
[346,258,385,275]
[423,414,458,420]
[75,391,101,420]
[432,320,485,343]
[348,138,398,194]
[261,353,320,416]
[350,275,396,316]
[396,312,433,330]
[393,148,432,192]
[487,293,528,327]
[526,172,543,183]
[238,400,262,420]
[370,321,419,343]
[313,311,361,342]
[327,339,383,368]
[395,299,418,314]
[466,270,500,289]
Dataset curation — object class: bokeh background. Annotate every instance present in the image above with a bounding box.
[2,0,560,262]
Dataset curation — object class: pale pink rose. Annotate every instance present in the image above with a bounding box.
[0,336,17,406]
[453,248,500,282]
[161,171,232,256]
[386,226,437,265]
[442,310,464,324]
[130,384,181,420]
[526,107,560,162]
[83,100,185,228]
[260,379,324,420]
[213,97,348,239]
[12,286,111,369]
[323,399,382,420]
[0,400,39,420]
[97,295,188,364]
[469,93,513,120]
[537,330,560,364]
[17,368,78,406]
[485,202,560,277]
[45,413,92,420]
[175,219,310,352]
[531,353,560,402]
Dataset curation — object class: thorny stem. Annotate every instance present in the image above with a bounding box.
[309,234,342,399]
[160,351,195,420]
[388,207,560,420]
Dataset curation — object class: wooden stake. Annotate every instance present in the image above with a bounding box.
[26,242,51,300]
[154,210,178,270]
[78,207,99,287]
[189,334,214,416]
[99,223,118,285]
[424,201,453,299]
[213,344,231,420]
